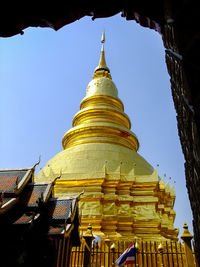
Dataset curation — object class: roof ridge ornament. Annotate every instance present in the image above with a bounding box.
[93,30,111,79]
[32,155,41,170]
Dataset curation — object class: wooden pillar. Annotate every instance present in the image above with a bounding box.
[181,222,195,267]
[64,237,72,267]
[83,224,94,267]
[56,239,63,267]
[61,236,66,267]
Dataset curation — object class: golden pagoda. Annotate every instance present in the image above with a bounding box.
[36,32,178,241]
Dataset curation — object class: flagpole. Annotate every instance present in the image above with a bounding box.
[135,241,139,267]
[135,239,136,267]
[111,243,116,267]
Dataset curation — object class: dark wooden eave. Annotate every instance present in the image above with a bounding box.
[0,6,165,38]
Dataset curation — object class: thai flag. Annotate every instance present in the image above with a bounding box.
[116,242,136,266]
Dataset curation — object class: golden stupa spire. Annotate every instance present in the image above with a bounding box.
[61,31,139,152]
[93,31,111,79]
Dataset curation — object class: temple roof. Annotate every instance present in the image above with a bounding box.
[0,166,80,244]
[0,168,33,195]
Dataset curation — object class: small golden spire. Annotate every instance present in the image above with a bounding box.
[181,222,193,239]
[101,30,105,43]
[93,31,111,79]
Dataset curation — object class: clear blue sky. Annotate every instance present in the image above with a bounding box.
[0,13,193,237]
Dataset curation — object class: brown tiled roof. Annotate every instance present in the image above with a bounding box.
[0,175,18,191]
[48,224,74,237]
[52,205,68,217]
[24,190,41,205]
[0,169,32,195]
[48,226,64,235]
[48,199,72,221]
[14,215,32,224]
[21,183,52,207]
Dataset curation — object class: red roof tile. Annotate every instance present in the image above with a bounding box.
[0,175,18,191]
[14,215,32,224]
[23,190,41,205]
[52,205,68,217]
[48,227,64,234]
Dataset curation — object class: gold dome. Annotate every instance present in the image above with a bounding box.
[85,77,118,98]
[37,143,154,182]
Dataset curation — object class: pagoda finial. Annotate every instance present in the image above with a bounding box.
[101,30,105,44]
[93,30,111,79]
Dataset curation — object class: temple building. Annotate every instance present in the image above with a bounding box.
[36,32,178,241]
[0,165,80,267]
